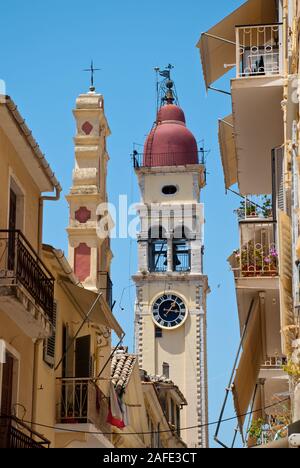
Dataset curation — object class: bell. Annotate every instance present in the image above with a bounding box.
[174,255,181,266]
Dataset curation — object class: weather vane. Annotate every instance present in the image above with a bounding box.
[84,60,101,92]
[154,64,179,112]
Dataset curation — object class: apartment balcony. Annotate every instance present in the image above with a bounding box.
[0,416,50,449]
[0,230,54,339]
[229,218,282,358]
[56,378,113,448]
[260,356,288,380]
[231,219,278,282]
[236,24,283,79]
[230,23,284,195]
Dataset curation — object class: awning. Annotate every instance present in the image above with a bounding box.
[218,115,238,189]
[252,437,289,449]
[278,211,295,356]
[232,297,263,432]
[197,0,277,89]
[60,280,124,339]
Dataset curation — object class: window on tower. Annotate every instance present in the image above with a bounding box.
[173,239,191,272]
[149,227,168,273]
[162,362,170,379]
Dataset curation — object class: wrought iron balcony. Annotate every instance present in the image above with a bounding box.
[98,272,113,309]
[236,24,283,78]
[232,220,278,278]
[56,378,110,436]
[0,230,54,331]
[0,415,50,448]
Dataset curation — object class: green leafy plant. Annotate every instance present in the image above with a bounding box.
[248,419,265,440]
[283,360,300,381]
[261,196,273,218]
[236,196,273,220]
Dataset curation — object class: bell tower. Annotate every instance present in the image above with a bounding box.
[133,74,209,448]
[66,83,113,297]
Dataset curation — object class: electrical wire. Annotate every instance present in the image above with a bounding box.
[14,398,290,437]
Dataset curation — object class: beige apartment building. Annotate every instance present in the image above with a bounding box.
[198,0,300,448]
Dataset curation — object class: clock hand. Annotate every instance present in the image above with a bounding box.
[164,302,177,316]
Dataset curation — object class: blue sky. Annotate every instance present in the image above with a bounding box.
[0,0,246,447]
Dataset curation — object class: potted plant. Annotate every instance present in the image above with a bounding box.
[236,200,259,220]
[261,195,273,218]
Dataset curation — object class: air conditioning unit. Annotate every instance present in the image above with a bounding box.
[288,421,300,448]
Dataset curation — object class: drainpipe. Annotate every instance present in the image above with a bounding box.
[32,185,62,433]
[37,184,62,256]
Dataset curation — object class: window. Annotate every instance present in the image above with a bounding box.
[44,302,57,368]
[170,399,175,426]
[0,344,20,418]
[149,227,168,273]
[173,240,190,272]
[176,405,181,437]
[162,362,169,379]
[155,326,163,338]
[9,177,25,232]
[162,185,178,196]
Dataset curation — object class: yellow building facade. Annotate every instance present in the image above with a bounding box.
[0,95,61,447]
[0,88,189,449]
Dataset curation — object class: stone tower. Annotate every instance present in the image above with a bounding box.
[66,86,113,301]
[133,79,209,448]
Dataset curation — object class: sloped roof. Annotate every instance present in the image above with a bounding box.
[146,374,187,405]
[111,352,137,389]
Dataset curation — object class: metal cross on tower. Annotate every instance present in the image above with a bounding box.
[84,60,101,92]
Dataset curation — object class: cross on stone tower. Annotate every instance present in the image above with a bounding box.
[84,60,101,92]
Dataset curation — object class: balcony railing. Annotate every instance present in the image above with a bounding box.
[98,272,113,309]
[262,356,288,369]
[56,378,110,436]
[235,195,273,222]
[236,24,283,78]
[0,415,50,448]
[0,230,54,321]
[133,151,205,169]
[233,220,278,278]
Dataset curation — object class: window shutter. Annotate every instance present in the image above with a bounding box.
[278,211,295,355]
[272,146,285,216]
[44,301,57,367]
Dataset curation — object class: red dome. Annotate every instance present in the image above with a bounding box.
[143,104,198,167]
[157,104,186,123]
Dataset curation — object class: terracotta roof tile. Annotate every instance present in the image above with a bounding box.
[111,352,137,389]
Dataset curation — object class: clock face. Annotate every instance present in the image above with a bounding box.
[152,294,187,330]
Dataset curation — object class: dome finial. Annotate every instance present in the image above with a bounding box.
[163,79,175,104]
[155,64,179,109]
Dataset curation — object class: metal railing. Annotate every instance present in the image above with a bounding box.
[235,195,273,221]
[149,240,168,273]
[98,272,113,309]
[173,247,191,273]
[56,378,110,436]
[262,356,288,369]
[0,230,54,320]
[0,415,50,448]
[133,151,205,169]
[236,24,283,78]
[233,221,278,278]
